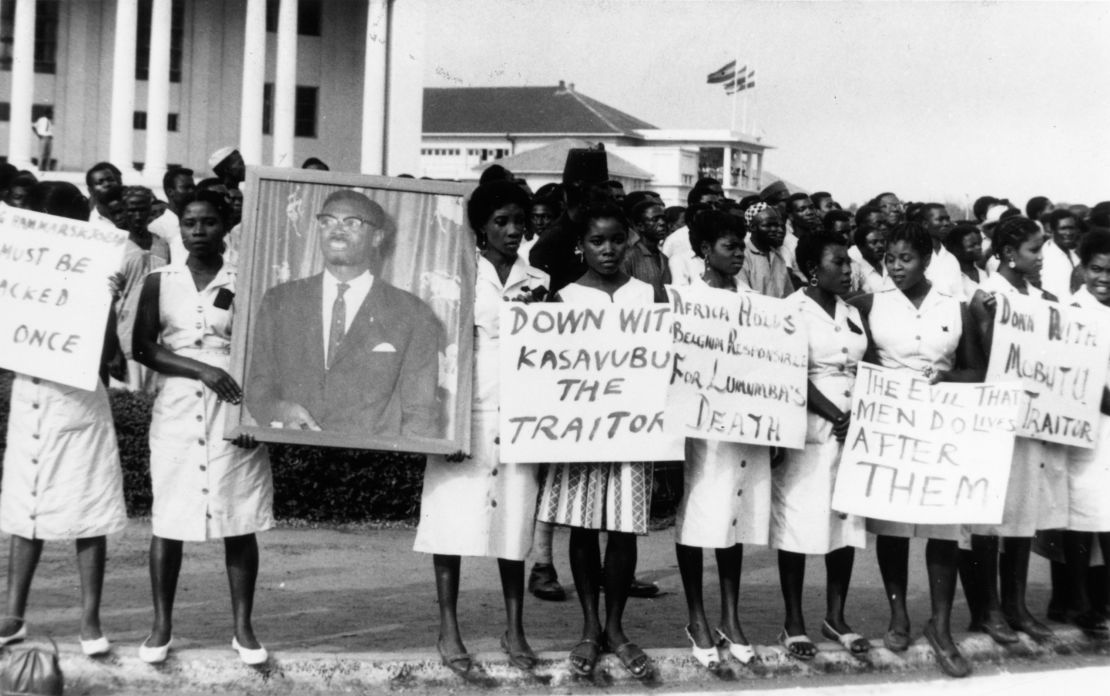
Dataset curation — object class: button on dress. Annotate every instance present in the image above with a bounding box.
[147,264,273,542]
[414,256,548,560]
[769,290,867,554]
[1,375,127,540]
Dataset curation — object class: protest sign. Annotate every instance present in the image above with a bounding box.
[831,363,1021,524]
[500,301,682,463]
[665,285,808,448]
[0,207,127,391]
[986,292,1109,448]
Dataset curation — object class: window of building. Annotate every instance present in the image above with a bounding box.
[133,111,181,132]
[262,83,318,138]
[0,102,54,123]
[0,0,60,73]
[136,0,186,82]
[265,0,322,36]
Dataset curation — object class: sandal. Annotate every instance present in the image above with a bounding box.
[568,638,601,676]
[715,628,756,664]
[821,620,871,654]
[611,641,652,679]
[778,629,817,660]
[436,636,472,677]
[882,627,911,653]
[684,626,719,669]
[500,632,537,671]
[922,620,971,678]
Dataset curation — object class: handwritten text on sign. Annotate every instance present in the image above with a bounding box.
[0,207,127,390]
[986,292,1109,448]
[831,364,1020,524]
[499,302,682,462]
[665,286,808,448]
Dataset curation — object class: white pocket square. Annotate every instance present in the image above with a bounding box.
[371,342,397,353]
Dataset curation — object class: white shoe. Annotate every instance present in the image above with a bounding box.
[81,635,111,656]
[0,622,26,647]
[232,636,268,665]
[138,636,172,664]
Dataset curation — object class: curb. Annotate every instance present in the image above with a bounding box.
[42,627,1110,693]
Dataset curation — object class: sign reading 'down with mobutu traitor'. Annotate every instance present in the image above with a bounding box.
[0,207,127,391]
[986,292,1110,448]
[499,302,683,463]
[832,363,1021,525]
[665,286,808,448]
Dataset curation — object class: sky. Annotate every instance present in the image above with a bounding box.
[423,0,1110,209]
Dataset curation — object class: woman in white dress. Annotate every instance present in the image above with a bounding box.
[536,203,659,679]
[413,181,548,675]
[1062,228,1110,635]
[0,182,128,655]
[674,209,771,669]
[132,191,274,665]
[771,231,869,659]
[849,222,985,678]
[965,216,1064,643]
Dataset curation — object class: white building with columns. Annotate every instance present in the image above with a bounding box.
[0,0,426,181]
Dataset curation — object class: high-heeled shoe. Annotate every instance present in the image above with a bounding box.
[684,626,719,668]
[232,636,269,665]
[80,635,111,657]
[138,636,172,664]
[715,628,756,664]
[0,622,27,647]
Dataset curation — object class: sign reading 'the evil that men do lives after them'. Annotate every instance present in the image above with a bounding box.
[0,207,127,391]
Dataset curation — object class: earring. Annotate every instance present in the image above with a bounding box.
[808,276,818,287]
[1008,259,1016,269]
[574,247,583,260]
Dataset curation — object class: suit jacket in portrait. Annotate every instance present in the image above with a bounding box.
[246,273,441,437]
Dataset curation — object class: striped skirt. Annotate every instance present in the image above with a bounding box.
[537,461,652,535]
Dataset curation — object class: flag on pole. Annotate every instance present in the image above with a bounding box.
[725,69,755,94]
[706,59,737,84]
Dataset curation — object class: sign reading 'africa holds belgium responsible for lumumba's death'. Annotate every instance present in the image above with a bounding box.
[832,363,1022,525]
[499,301,683,463]
[0,206,127,391]
[665,285,809,448]
[987,292,1110,448]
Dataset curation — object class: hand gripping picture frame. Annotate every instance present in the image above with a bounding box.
[225,167,474,455]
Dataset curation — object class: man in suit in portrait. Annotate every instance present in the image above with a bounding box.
[246,189,440,438]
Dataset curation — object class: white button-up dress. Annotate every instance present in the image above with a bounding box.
[148,263,273,541]
[1066,286,1110,532]
[413,255,548,560]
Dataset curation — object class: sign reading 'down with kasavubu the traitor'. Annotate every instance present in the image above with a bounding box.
[0,206,127,391]
[499,301,682,463]
[831,363,1021,525]
[987,292,1110,448]
[665,285,808,448]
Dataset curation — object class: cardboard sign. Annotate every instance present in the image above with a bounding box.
[500,302,682,462]
[831,363,1021,524]
[986,292,1109,448]
[665,285,808,448]
[0,207,127,390]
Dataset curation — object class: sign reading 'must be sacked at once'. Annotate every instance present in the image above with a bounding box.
[0,207,127,391]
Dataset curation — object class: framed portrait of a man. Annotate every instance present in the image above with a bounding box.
[225,167,474,455]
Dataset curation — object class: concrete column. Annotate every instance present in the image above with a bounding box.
[755,152,764,190]
[722,146,732,189]
[109,0,139,172]
[8,0,36,169]
[385,0,426,175]
[239,0,266,166]
[359,0,388,174]
[271,0,298,167]
[143,0,171,180]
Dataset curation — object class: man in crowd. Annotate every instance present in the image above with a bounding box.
[811,191,838,217]
[785,192,821,254]
[148,167,196,263]
[1026,196,1054,230]
[739,203,794,298]
[914,203,963,298]
[86,161,123,223]
[663,181,721,286]
[622,198,671,299]
[873,191,905,227]
[247,189,440,437]
[1041,209,1081,298]
[210,146,247,191]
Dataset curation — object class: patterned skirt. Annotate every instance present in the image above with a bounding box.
[537,461,652,535]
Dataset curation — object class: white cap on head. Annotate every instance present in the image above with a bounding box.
[983,204,1009,226]
[208,146,237,170]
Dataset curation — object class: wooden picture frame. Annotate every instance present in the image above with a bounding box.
[225,166,474,455]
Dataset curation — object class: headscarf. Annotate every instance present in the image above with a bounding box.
[744,201,770,226]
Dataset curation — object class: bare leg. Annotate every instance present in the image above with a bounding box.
[75,536,107,640]
[602,532,636,648]
[875,535,910,636]
[824,546,855,632]
[0,536,43,637]
[676,543,712,647]
[778,550,807,636]
[148,536,183,647]
[497,558,531,654]
[716,544,747,643]
[224,534,260,649]
[432,554,466,656]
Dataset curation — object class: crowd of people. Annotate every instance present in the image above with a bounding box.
[1,143,1108,683]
